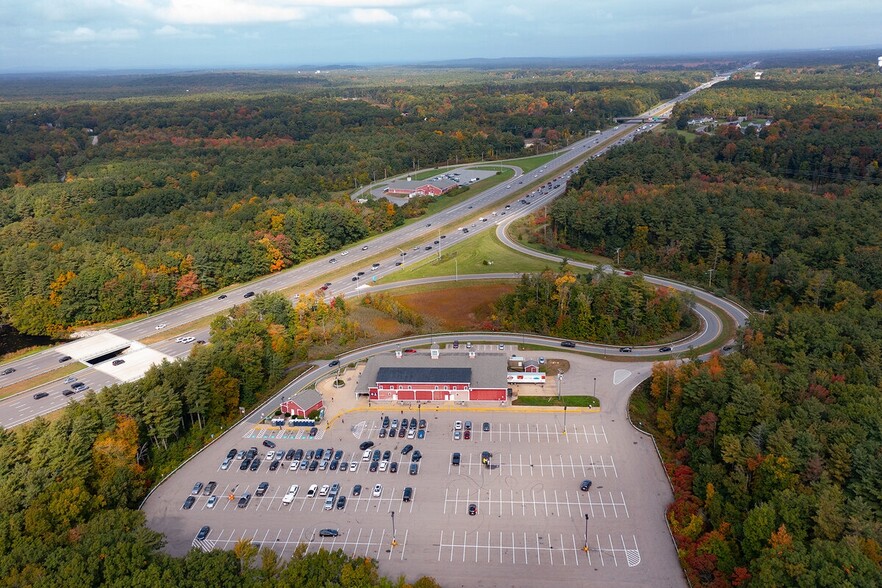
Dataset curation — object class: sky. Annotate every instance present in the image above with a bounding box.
[1,0,880,72]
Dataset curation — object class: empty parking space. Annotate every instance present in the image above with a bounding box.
[443,486,628,519]
[446,451,618,479]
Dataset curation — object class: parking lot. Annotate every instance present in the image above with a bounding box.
[144,398,683,587]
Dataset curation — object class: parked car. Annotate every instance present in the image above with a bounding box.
[237,493,252,508]
[196,526,210,540]
[412,450,422,462]
[256,482,269,496]
[369,461,378,472]
[203,481,217,496]
[282,484,299,505]
[249,459,261,472]
[468,503,477,516]
[269,460,280,471]
[581,480,593,491]
[112,359,125,366]
[403,487,413,502]
[336,495,347,509]
[482,422,490,432]
[191,482,204,495]
[319,529,339,538]
[352,484,362,496]
[401,444,413,455]
[452,452,461,465]
[182,496,195,510]
[206,496,218,509]
[360,440,374,451]
[390,461,398,473]
[409,463,419,475]
[372,484,382,497]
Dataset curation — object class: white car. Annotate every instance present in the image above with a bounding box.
[319,484,330,497]
[265,451,275,461]
[289,461,299,471]
[282,484,299,505]
[155,323,167,330]
[372,484,382,497]
[379,461,388,472]
[206,495,218,509]
[454,420,463,430]
[348,461,358,473]
[340,250,349,256]
[180,336,196,344]
[221,458,231,470]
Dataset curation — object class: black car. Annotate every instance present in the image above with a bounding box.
[112,359,125,366]
[58,355,72,363]
[329,460,338,471]
[217,294,227,299]
[285,449,296,460]
[401,444,413,455]
[315,448,324,460]
[382,450,391,461]
[249,459,261,471]
[243,291,255,298]
[409,418,417,429]
[409,463,418,475]
[482,422,490,432]
[359,440,374,451]
[388,428,397,438]
[240,458,252,471]
[237,493,252,508]
[398,427,406,438]
[411,450,422,462]
[182,496,196,510]
[256,482,269,496]
[390,462,398,473]
[329,360,340,367]
[659,346,672,353]
[269,460,280,471]
[418,419,426,429]
[378,428,387,438]
[336,495,347,509]
[196,525,210,540]
[352,484,362,496]
[309,460,319,471]
[468,503,477,516]
[319,529,339,538]
[2,367,16,375]
[372,450,381,461]
[619,347,632,353]
[33,392,49,400]
[262,439,276,448]
[71,382,87,390]
[403,487,413,502]
[334,450,344,460]
[451,452,461,466]
[62,389,76,396]
[382,416,390,428]
[560,340,576,348]
[293,449,303,461]
[309,427,318,437]
[227,448,238,459]
[369,461,378,472]
[581,480,593,492]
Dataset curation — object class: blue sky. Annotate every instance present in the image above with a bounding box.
[1,0,880,72]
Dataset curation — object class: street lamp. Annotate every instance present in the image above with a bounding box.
[390,511,397,547]
[557,371,563,400]
[583,514,590,552]
[418,402,421,424]
[593,377,596,397]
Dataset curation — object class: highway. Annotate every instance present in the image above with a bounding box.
[0,71,743,427]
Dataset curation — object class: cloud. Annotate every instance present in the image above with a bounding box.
[50,26,140,43]
[345,8,398,25]
[154,0,307,25]
[408,7,472,29]
[502,5,531,19]
[153,24,213,38]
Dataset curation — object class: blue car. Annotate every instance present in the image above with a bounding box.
[417,430,425,439]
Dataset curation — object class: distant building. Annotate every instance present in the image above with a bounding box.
[878,56,882,68]
[754,71,764,80]
[384,177,458,197]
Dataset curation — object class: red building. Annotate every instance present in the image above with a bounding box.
[384,178,458,197]
[280,389,323,418]
[361,352,507,402]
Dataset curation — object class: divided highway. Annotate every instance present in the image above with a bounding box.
[0,72,745,428]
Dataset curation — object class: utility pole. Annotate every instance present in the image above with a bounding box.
[615,247,621,266]
[390,511,397,547]
[707,268,715,290]
[583,514,590,552]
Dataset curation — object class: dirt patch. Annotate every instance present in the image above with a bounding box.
[393,284,514,330]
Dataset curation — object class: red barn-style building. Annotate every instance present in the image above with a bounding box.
[280,389,323,418]
[360,353,507,402]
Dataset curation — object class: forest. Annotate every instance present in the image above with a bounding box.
[493,267,693,344]
[0,69,695,338]
[541,65,882,586]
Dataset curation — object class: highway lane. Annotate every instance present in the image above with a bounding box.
[0,72,739,425]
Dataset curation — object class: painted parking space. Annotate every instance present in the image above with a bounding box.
[447,452,618,479]
[442,487,629,519]
[242,426,325,441]
[200,526,410,561]
[477,423,608,444]
[437,530,640,568]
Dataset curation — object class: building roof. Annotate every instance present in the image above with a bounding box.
[386,178,458,193]
[359,352,508,393]
[286,388,323,410]
[377,366,471,384]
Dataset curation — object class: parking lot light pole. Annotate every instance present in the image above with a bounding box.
[583,514,589,552]
[391,511,397,547]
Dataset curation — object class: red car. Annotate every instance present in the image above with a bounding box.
[403,348,417,354]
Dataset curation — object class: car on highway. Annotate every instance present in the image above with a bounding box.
[62,389,78,396]
[560,340,576,348]
[403,348,417,354]
[182,496,195,510]
[196,526,210,540]
[328,360,340,367]
[1,367,15,375]
[619,347,633,353]
[243,291,255,298]
[155,324,167,330]
[372,484,382,497]
[71,382,87,390]
[361,245,369,251]
[658,346,672,353]
[581,480,593,491]
[319,529,339,538]
[217,294,227,299]
[112,359,125,366]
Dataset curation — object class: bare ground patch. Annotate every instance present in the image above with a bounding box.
[392,283,514,330]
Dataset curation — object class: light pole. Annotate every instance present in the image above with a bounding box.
[391,511,397,547]
[418,402,421,424]
[583,514,589,552]
[593,377,596,397]
[557,371,563,401]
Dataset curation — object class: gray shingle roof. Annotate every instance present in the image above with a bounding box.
[376,366,471,384]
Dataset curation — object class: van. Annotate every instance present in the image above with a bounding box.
[307,484,318,498]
